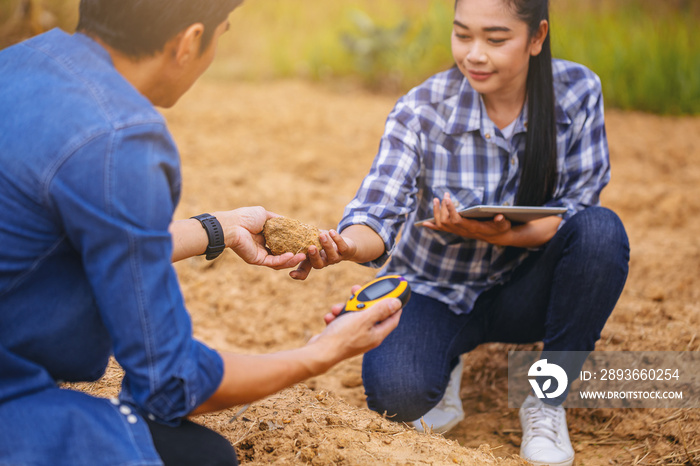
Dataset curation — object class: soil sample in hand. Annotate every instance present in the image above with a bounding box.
[263,217,322,255]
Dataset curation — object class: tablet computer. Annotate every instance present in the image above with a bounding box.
[415,205,567,225]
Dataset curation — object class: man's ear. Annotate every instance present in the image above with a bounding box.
[529,19,548,57]
[171,23,205,66]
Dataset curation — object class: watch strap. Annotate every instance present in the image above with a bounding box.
[191,213,225,260]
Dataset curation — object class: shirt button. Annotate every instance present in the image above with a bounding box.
[511,157,517,166]
[485,133,491,140]
[127,415,138,425]
[503,202,510,206]
[110,398,120,406]
[119,405,132,415]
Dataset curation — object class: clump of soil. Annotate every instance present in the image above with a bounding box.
[263,217,322,255]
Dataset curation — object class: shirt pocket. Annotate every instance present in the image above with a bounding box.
[424,185,485,246]
[430,186,485,210]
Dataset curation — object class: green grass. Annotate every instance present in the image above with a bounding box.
[550,1,699,115]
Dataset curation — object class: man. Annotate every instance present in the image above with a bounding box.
[0,1,402,465]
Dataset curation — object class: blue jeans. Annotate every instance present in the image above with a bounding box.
[363,207,630,421]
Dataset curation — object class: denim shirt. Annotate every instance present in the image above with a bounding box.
[0,30,223,465]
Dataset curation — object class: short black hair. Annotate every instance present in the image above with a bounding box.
[77,0,243,58]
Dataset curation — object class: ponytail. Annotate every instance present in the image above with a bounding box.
[454,0,558,206]
[515,1,557,206]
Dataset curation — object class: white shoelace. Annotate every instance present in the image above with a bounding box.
[522,403,562,444]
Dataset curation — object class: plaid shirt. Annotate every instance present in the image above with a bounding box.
[338,59,610,315]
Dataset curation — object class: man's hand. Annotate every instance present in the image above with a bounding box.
[307,293,402,361]
[322,285,362,325]
[191,285,402,413]
[214,207,306,269]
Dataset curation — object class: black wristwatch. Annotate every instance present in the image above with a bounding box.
[191,213,225,260]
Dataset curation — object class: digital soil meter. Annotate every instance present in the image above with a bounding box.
[339,275,411,316]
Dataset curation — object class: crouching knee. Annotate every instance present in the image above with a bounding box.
[565,207,630,262]
[362,368,440,423]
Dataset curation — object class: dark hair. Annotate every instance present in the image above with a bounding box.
[455,0,557,206]
[77,0,244,58]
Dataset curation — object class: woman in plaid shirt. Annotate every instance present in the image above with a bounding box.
[293,0,629,464]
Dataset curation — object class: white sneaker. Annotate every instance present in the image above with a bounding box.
[412,357,465,434]
[519,394,575,466]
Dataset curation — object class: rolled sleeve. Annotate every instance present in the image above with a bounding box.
[49,123,223,423]
[134,340,223,423]
[338,102,423,268]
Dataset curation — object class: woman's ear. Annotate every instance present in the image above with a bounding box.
[171,23,205,66]
[529,19,549,57]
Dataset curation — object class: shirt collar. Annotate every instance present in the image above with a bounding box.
[72,31,115,67]
[443,72,573,136]
[444,75,482,135]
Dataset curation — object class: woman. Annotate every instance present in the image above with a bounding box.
[293,0,630,464]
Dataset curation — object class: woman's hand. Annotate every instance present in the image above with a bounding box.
[420,193,513,245]
[289,230,357,280]
[419,193,563,249]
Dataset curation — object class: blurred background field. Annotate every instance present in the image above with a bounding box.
[1,0,698,114]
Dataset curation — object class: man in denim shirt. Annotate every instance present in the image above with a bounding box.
[0,1,403,465]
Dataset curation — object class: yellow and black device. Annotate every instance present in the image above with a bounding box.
[339,275,411,317]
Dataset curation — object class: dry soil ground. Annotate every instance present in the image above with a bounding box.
[75,78,700,465]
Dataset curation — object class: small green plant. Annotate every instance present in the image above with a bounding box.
[326,0,453,92]
[340,10,410,90]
